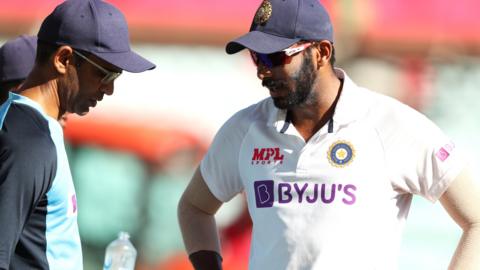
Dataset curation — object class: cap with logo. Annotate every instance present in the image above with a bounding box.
[226,0,333,55]
[0,35,37,83]
[38,0,155,73]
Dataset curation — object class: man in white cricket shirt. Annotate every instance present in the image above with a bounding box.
[178,0,480,269]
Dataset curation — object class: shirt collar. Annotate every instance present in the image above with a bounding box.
[9,92,54,121]
[1,92,56,129]
[8,92,63,133]
[267,103,289,133]
[331,68,370,126]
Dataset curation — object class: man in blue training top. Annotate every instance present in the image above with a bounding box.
[0,0,155,269]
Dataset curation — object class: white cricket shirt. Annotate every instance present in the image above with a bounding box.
[200,69,464,270]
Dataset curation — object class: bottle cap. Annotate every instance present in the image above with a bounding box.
[118,231,130,240]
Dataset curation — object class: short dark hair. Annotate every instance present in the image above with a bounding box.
[35,40,59,65]
[35,40,85,67]
[307,41,336,68]
[330,46,336,67]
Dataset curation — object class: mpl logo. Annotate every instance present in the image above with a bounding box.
[251,147,284,165]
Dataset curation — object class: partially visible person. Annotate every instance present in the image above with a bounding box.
[0,35,69,128]
[0,35,37,102]
[0,0,155,269]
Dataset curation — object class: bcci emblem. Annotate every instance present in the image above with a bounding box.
[328,140,355,167]
[254,0,272,25]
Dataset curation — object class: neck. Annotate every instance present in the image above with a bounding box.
[18,67,61,120]
[290,68,342,141]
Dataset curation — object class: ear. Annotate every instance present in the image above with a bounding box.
[53,46,74,75]
[313,41,333,68]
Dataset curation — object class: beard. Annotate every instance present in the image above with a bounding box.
[266,51,317,110]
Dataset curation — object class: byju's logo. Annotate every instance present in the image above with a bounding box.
[253,180,357,208]
[251,147,284,165]
[254,180,274,208]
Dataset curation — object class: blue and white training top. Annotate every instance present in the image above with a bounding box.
[0,93,82,270]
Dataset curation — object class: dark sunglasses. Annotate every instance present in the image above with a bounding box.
[73,50,122,84]
[250,42,314,68]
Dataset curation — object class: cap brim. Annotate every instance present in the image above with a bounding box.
[226,31,301,55]
[95,50,156,73]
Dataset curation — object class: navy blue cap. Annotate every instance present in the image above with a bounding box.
[226,0,333,54]
[0,35,37,83]
[38,0,155,73]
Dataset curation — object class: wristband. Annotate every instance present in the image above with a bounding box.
[189,250,223,270]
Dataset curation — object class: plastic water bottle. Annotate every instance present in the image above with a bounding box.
[103,232,137,270]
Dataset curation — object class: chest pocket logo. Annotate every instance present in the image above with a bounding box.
[328,140,355,168]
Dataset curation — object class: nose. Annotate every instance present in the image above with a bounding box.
[102,81,114,96]
[257,63,272,80]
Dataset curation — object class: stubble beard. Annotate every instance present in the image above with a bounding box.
[57,65,81,117]
[272,51,318,110]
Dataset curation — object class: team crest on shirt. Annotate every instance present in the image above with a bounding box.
[328,140,355,167]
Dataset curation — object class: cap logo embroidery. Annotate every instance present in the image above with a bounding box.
[254,0,272,25]
[328,140,355,168]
